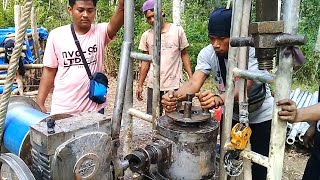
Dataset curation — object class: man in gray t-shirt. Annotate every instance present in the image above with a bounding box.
[195,44,273,124]
[162,8,273,180]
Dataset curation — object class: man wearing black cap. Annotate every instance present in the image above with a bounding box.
[162,8,273,180]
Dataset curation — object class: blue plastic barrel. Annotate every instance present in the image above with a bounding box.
[3,96,46,157]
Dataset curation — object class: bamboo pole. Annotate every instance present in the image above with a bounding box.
[219,0,244,179]
[31,7,41,61]
[267,0,301,179]
[0,64,43,70]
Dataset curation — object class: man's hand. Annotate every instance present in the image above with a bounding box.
[277,99,298,123]
[136,86,144,101]
[118,0,124,9]
[303,125,315,149]
[196,90,224,109]
[161,90,179,112]
[38,104,47,113]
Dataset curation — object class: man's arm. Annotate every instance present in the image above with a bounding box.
[295,103,320,122]
[173,70,207,100]
[107,0,124,39]
[181,48,193,78]
[36,67,57,112]
[136,52,151,101]
[138,61,151,88]
[219,80,254,103]
[278,99,320,123]
[161,70,207,112]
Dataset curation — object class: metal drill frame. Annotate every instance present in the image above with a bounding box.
[110,0,162,178]
[113,0,305,179]
[219,0,304,180]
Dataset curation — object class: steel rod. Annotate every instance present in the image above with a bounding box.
[233,68,275,84]
[128,108,152,123]
[123,57,133,155]
[111,0,134,146]
[122,0,135,160]
[111,42,131,140]
[130,51,152,62]
[151,0,161,130]
[238,0,252,179]
[219,0,244,179]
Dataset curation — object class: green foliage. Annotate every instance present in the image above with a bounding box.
[0,0,15,28]
[293,0,320,87]
[181,2,211,70]
[35,0,71,31]
[0,0,319,88]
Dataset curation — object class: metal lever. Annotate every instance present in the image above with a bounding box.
[46,117,55,134]
[183,93,194,119]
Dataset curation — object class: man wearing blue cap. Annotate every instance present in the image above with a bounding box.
[136,0,193,115]
[162,8,273,180]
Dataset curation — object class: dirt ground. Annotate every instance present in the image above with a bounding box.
[38,77,309,180]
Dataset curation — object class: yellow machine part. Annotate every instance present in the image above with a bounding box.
[230,123,252,150]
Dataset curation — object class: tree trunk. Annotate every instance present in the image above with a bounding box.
[181,0,185,13]
[173,0,181,25]
[315,24,320,52]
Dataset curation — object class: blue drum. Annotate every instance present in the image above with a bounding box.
[3,96,47,165]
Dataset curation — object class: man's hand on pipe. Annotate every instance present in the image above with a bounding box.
[162,90,179,113]
[196,90,224,109]
[277,99,298,123]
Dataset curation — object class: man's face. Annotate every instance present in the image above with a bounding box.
[68,0,96,30]
[145,10,155,26]
[145,10,164,27]
[209,36,230,57]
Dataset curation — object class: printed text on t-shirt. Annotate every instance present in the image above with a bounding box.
[62,44,98,67]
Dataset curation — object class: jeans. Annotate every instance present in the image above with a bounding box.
[220,119,271,180]
[302,130,320,180]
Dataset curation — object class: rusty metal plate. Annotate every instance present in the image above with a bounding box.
[166,106,211,123]
[249,21,284,34]
[157,115,219,144]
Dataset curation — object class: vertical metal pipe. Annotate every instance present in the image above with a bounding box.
[282,0,301,34]
[111,0,134,144]
[123,49,134,154]
[267,0,301,179]
[256,0,278,21]
[238,0,252,179]
[238,0,251,125]
[219,0,243,179]
[152,0,161,130]
[122,0,134,157]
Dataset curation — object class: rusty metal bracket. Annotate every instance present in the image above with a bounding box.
[230,20,306,70]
